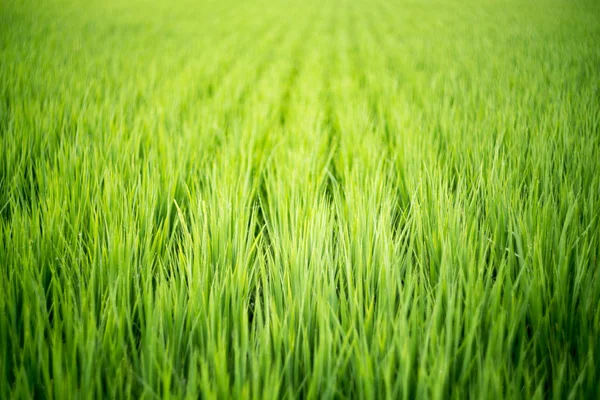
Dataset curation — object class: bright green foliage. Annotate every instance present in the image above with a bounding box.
[1,0,600,398]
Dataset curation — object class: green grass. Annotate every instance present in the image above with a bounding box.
[1,0,600,398]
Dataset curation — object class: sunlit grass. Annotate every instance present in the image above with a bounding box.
[1,0,599,398]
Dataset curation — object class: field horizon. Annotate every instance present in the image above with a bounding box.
[1,0,600,398]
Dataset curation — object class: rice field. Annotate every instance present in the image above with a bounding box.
[1,0,600,398]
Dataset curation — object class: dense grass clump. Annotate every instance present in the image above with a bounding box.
[1,0,600,398]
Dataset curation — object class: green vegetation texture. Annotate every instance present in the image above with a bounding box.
[1,0,600,398]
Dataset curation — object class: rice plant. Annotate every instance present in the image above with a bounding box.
[1,0,599,398]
